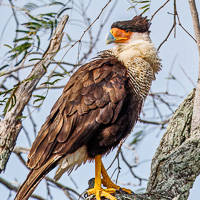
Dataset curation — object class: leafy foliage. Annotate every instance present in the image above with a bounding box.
[129,130,144,146]
[7,1,70,63]
[129,0,151,14]
[0,75,37,114]
[0,1,71,114]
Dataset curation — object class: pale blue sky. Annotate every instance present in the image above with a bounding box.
[0,0,200,199]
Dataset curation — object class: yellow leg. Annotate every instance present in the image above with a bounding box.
[101,162,132,194]
[87,155,117,200]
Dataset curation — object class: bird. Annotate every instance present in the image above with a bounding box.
[15,15,160,200]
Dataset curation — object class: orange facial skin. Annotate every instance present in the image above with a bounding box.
[110,27,133,43]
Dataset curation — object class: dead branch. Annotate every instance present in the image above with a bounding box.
[87,90,200,200]
[0,15,69,172]
[0,177,45,200]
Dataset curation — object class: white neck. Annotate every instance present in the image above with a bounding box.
[110,32,159,72]
[128,32,151,43]
[108,31,161,99]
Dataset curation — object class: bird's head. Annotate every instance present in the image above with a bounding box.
[106,15,150,44]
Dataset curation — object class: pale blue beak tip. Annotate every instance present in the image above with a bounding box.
[106,32,116,44]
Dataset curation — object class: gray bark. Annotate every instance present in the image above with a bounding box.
[111,90,200,200]
[189,0,200,134]
[0,15,69,172]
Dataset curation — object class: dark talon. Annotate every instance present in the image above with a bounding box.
[88,178,95,189]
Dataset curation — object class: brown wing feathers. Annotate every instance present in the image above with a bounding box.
[15,57,131,199]
[15,156,60,200]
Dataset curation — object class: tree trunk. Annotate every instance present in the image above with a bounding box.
[110,90,200,200]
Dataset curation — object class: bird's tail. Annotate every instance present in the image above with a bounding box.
[15,156,58,200]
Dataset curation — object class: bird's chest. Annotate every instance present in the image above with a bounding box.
[126,57,154,99]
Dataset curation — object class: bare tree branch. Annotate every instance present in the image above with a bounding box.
[62,0,112,59]
[0,177,45,200]
[45,177,83,199]
[88,90,199,200]
[151,0,170,21]
[147,90,196,200]
[0,15,69,172]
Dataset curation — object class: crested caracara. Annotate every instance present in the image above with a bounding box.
[15,15,160,200]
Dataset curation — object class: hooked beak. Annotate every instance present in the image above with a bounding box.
[106,31,116,44]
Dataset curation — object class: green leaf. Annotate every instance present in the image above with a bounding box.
[127,6,136,10]
[0,89,14,96]
[139,0,150,3]
[42,64,47,73]
[24,3,38,11]
[49,20,54,38]
[11,94,17,108]
[42,79,61,86]
[57,7,71,18]
[24,74,37,82]
[22,22,42,28]
[129,130,144,146]
[139,4,150,9]
[0,64,9,71]
[4,100,10,114]
[141,7,150,14]
[16,29,30,33]
[66,34,72,41]
[3,93,17,114]
[4,44,12,49]
[9,42,32,60]
[52,72,65,77]
[33,94,46,105]
[49,1,66,6]
[16,115,27,119]
[14,36,32,42]
[10,42,32,53]
[26,13,43,22]
[131,0,150,3]
[33,95,45,99]
[36,34,40,50]
[0,97,8,104]
[25,26,38,30]
[40,12,57,17]
[28,58,44,61]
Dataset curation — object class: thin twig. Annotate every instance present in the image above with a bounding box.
[45,177,83,199]
[107,142,123,170]
[62,0,112,59]
[176,14,196,42]
[157,24,175,51]
[157,1,177,51]
[0,64,33,77]
[120,151,148,185]
[139,119,169,126]
[8,0,19,46]
[180,65,196,87]
[0,177,45,200]
[151,0,171,21]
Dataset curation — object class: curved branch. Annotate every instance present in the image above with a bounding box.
[87,90,199,200]
[0,177,45,200]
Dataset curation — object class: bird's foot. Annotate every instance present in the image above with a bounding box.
[101,162,133,195]
[87,187,117,200]
[113,186,132,194]
[102,178,132,194]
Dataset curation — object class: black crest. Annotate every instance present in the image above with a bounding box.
[111,15,150,33]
